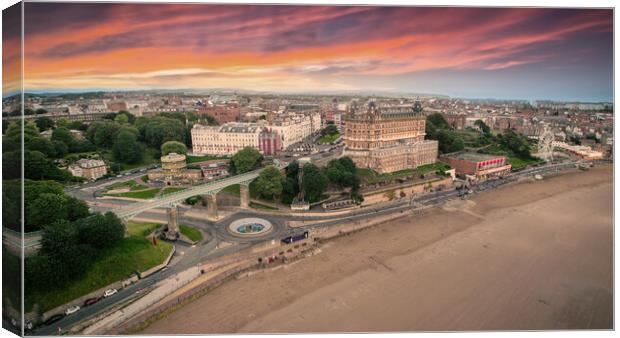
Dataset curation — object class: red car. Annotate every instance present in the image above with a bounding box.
[83,298,99,306]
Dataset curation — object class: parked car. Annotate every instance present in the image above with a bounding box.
[43,314,65,326]
[103,288,118,297]
[65,305,80,315]
[83,297,99,306]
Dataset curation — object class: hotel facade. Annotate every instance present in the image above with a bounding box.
[343,103,438,173]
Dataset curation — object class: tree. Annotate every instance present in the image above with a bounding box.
[326,157,360,198]
[161,140,187,156]
[94,122,122,148]
[302,163,327,203]
[114,113,129,124]
[52,140,68,158]
[26,137,56,158]
[6,120,39,141]
[498,129,531,158]
[321,124,339,136]
[3,137,19,153]
[55,118,70,129]
[117,110,136,124]
[38,220,95,287]
[3,151,21,180]
[135,116,186,149]
[280,176,299,205]
[255,165,284,200]
[35,116,54,131]
[69,139,96,153]
[231,147,263,174]
[75,212,124,249]
[65,196,91,221]
[24,150,74,181]
[474,119,491,135]
[67,121,87,131]
[113,130,142,164]
[51,127,74,146]
[26,193,69,231]
[436,129,465,153]
[427,113,451,130]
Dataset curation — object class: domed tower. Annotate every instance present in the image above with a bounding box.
[413,100,423,114]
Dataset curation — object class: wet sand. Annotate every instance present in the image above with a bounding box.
[141,166,613,333]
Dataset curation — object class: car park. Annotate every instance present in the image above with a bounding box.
[103,288,118,297]
[65,305,80,315]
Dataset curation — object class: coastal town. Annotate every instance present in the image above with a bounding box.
[2,90,613,334]
[1,2,614,337]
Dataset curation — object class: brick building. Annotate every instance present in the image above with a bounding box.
[439,152,511,181]
[198,104,244,123]
[68,159,107,181]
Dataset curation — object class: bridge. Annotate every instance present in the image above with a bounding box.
[112,162,286,239]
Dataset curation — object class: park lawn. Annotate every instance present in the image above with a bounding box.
[26,237,173,312]
[358,168,417,184]
[317,133,340,144]
[222,184,240,195]
[126,221,163,237]
[106,180,148,191]
[162,187,186,195]
[105,188,161,199]
[187,155,226,164]
[222,182,259,198]
[179,225,203,242]
[507,156,544,171]
[416,163,451,175]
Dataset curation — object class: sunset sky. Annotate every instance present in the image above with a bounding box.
[3,3,614,101]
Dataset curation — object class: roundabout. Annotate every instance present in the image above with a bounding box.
[227,217,273,237]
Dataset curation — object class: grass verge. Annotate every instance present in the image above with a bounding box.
[127,222,163,237]
[26,236,173,312]
[317,133,340,144]
[105,188,161,199]
[162,187,186,195]
[179,225,203,242]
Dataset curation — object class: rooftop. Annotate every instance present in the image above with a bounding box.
[441,151,505,162]
[161,152,186,162]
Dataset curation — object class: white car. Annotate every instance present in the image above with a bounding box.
[65,305,80,315]
[103,288,118,297]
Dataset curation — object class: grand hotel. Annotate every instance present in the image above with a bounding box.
[343,102,438,174]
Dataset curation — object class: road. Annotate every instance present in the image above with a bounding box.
[29,158,590,335]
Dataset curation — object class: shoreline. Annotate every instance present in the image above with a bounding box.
[139,165,613,333]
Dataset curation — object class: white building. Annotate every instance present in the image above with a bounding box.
[268,112,321,149]
[191,123,263,155]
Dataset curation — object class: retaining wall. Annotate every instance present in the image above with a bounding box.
[361,177,453,206]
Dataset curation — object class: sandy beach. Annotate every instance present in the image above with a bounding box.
[141,165,613,333]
